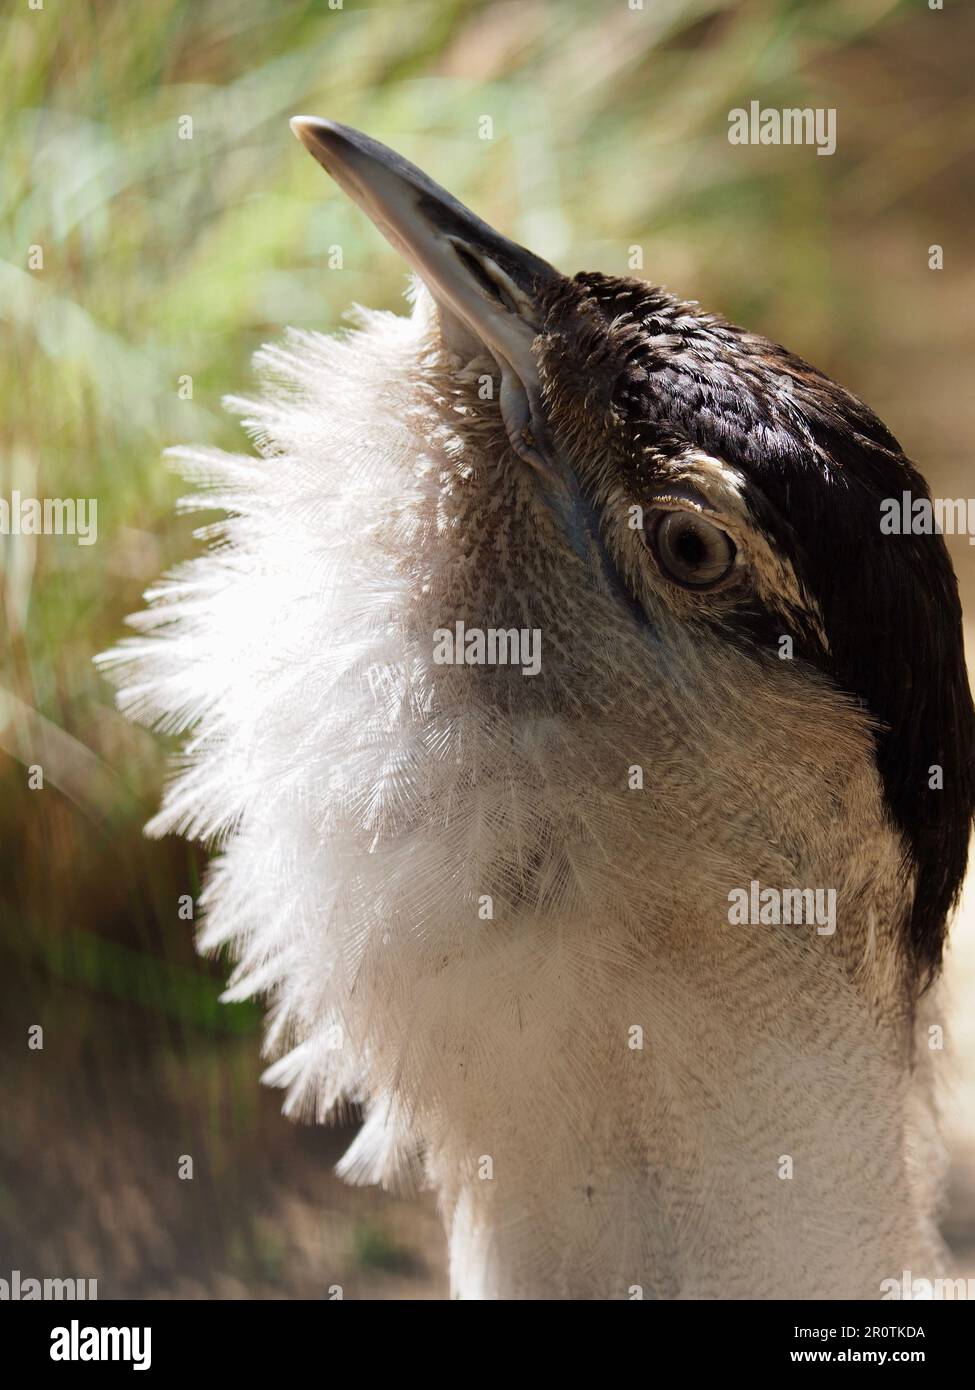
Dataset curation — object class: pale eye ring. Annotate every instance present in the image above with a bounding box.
[645,509,737,589]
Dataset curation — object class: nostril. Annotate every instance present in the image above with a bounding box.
[450,241,520,315]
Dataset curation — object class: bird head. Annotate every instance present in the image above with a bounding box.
[97,120,975,1291]
[290,118,974,989]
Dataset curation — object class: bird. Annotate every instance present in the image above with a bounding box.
[99,118,975,1299]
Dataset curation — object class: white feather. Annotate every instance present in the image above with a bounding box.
[99,282,954,1298]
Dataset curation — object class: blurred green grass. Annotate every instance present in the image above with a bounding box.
[2,0,974,1296]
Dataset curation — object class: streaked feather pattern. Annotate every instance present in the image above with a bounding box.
[99,283,951,1298]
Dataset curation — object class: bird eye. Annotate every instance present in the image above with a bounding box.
[647,509,736,589]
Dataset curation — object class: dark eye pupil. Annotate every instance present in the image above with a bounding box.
[674,527,707,568]
[651,510,735,589]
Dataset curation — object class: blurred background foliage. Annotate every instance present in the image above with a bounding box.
[2,0,974,1296]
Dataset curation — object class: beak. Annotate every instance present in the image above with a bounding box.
[289,116,564,477]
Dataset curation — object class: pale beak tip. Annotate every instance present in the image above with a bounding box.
[289,116,358,178]
[290,114,345,151]
[289,114,318,146]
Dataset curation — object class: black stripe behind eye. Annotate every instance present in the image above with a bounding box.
[564,268,975,980]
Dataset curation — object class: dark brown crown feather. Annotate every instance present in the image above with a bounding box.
[543,272,975,980]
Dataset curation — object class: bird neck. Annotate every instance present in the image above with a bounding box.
[426,916,944,1299]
